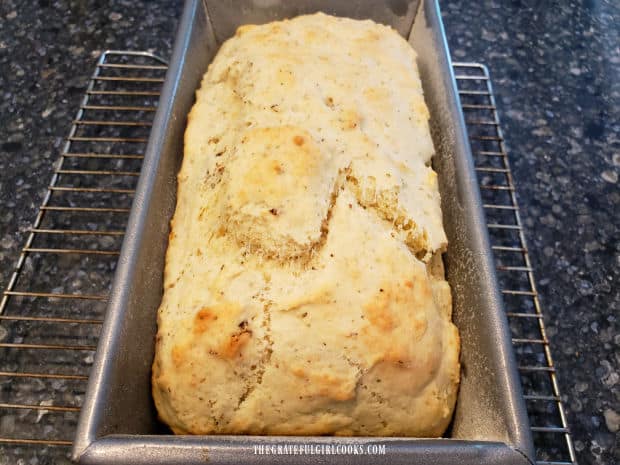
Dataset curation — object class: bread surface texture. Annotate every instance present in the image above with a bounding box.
[152,12,460,437]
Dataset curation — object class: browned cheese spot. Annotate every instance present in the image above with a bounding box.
[194,307,219,334]
[221,330,252,358]
[273,161,284,174]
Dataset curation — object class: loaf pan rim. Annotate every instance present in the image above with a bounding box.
[73,0,535,463]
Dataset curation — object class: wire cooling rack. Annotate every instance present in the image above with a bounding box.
[454,63,577,465]
[0,52,576,465]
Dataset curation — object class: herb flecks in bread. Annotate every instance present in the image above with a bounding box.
[152,12,460,437]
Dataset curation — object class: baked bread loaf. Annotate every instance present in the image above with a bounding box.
[152,13,460,437]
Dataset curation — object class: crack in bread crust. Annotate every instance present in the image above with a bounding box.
[235,303,273,412]
[344,172,431,261]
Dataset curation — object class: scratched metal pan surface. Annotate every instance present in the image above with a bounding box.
[72,0,535,464]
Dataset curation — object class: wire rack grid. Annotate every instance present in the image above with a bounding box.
[454,62,577,465]
[0,51,167,465]
[0,52,576,465]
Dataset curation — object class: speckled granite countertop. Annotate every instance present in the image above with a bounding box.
[0,1,617,464]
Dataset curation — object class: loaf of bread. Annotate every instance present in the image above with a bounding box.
[152,13,460,437]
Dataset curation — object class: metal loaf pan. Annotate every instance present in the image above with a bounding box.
[73,1,535,464]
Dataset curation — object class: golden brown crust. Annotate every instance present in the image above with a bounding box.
[152,12,460,437]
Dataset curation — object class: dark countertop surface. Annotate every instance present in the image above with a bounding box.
[0,1,617,464]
